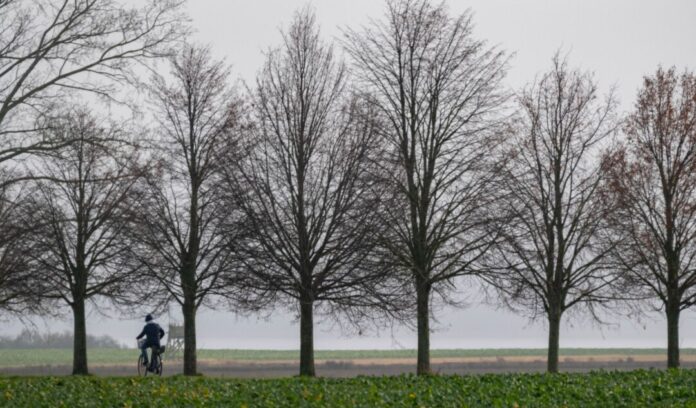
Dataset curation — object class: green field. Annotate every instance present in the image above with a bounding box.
[1,370,696,407]
[0,348,696,367]
[0,348,693,368]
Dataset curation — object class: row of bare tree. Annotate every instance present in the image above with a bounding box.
[1,0,695,377]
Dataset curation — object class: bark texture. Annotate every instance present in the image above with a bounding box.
[71,297,88,375]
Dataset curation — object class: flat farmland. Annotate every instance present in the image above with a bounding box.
[2,349,695,377]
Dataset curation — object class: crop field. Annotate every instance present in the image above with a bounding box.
[2,370,696,407]
[2,348,696,368]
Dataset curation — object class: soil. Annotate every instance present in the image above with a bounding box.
[3,355,695,377]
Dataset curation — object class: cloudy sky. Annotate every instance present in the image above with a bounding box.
[6,0,696,350]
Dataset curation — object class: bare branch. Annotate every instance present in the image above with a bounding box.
[343,0,509,375]
[601,67,696,368]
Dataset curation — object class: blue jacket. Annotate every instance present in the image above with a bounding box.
[137,322,165,347]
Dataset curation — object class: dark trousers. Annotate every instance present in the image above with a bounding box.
[140,340,159,365]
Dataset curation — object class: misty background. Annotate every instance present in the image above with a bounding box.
[4,0,696,350]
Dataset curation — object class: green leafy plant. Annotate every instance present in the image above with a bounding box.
[2,370,696,407]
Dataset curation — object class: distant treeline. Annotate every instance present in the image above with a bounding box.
[0,329,123,349]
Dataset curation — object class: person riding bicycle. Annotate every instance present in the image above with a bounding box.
[137,314,165,371]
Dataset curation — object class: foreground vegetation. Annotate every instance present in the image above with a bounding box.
[1,370,696,407]
[2,348,695,368]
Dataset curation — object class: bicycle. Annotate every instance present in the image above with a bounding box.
[137,339,165,376]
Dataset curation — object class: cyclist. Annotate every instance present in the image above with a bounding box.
[136,314,165,372]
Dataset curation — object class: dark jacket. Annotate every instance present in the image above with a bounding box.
[137,322,165,347]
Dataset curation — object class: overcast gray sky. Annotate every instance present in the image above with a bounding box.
[6,0,696,350]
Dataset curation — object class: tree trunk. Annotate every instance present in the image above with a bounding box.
[182,300,197,375]
[71,297,89,375]
[547,309,561,373]
[666,303,681,369]
[299,297,315,377]
[416,283,431,376]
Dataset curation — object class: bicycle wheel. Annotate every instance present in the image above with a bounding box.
[146,352,162,376]
[137,355,146,377]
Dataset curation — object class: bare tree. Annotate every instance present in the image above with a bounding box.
[0,0,186,166]
[343,0,508,375]
[601,67,696,368]
[0,179,47,316]
[25,108,144,375]
[483,55,619,373]
[129,45,241,376]
[223,9,400,377]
